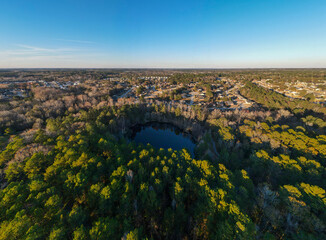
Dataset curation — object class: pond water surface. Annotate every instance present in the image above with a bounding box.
[130,122,196,157]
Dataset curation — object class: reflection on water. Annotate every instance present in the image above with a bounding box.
[130,122,196,157]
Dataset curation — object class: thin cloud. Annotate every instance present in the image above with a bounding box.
[8,55,77,61]
[15,44,77,53]
[0,44,78,58]
[55,38,96,44]
[0,43,101,67]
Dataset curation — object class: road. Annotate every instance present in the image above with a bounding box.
[118,87,134,98]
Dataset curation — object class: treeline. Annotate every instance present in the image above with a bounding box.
[168,73,222,84]
[0,73,325,239]
[0,109,255,239]
[240,81,326,116]
[0,102,325,239]
[0,84,124,134]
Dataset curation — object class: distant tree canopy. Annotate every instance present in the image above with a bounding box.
[240,81,326,116]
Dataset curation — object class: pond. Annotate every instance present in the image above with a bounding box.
[129,122,196,157]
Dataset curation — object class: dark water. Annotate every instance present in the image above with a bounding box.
[130,122,196,157]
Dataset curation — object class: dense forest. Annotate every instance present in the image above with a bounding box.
[0,70,325,239]
[240,81,326,115]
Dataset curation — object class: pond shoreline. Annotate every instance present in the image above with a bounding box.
[128,121,197,143]
[126,121,197,157]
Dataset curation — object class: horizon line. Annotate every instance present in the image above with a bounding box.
[0,67,326,70]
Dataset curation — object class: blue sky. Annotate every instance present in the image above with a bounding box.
[0,0,325,68]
